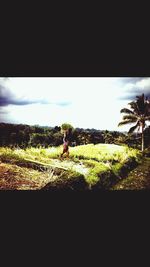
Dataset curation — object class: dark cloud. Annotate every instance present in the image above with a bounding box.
[0,95,40,107]
[120,91,150,101]
[0,83,71,108]
[0,83,48,107]
[0,97,40,106]
[118,78,150,101]
[0,84,14,106]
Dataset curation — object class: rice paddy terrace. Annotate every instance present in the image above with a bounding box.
[0,144,143,190]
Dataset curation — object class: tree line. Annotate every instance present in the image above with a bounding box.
[0,122,150,149]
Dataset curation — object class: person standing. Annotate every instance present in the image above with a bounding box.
[60,136,69,159]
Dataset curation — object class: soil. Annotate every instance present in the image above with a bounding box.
[112,157,150,190]
[0,162,57,190]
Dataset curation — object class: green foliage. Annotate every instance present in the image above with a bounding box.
[61,123,74,141]
[61,123,74,131]
[118,94,150,151]
[86,162,110,186]
[61,123,73,136]
[70,144,140,163]
[1,122,149,150]
[112,162,124,177]
[52,132,62,146]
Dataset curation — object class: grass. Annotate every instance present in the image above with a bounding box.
[0,144,141,189]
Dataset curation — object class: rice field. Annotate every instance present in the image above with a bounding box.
[0,144,141,189]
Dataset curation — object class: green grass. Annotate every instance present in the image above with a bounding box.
[85,161,110,186]
[70,144,141,163]
[0,144,141,189]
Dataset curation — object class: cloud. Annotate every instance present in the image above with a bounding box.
[0,79,72,107]
[55,101,71,106]
[0,77,149,131]
[0,79,43,107]
[0,108,9,114]
[0,96,41,106]
[0,83,15,106]
[120,78,146,84]
[118,77,150,101]
[120,90,150,101]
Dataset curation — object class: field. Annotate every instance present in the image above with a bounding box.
[0,144,141,190]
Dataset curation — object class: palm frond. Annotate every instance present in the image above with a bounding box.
[118,120,137,127]
[128,101,140,115]
[128,122,140,134]
[122,115,138,121]
[120,108,134,114]
[119,94,150,131]
[136,94,146,114]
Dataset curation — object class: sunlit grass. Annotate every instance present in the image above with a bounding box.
[0,144,141,164]
[70,144,141,164]
[0,144,141,188]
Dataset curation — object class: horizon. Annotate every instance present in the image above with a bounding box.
[0,120,129,133]
[0,77,150,132]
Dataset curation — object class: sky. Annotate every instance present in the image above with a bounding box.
[0,77,150,132]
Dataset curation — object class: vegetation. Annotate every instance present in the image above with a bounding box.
[112,158,150,190]
[118,94,150,151]
[0,144,141,190]
[0,162,56,190]
[0,94,150,190]
[1,122,150,150]
[61,123,74,139]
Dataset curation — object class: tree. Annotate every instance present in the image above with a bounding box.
[102,130,114,144]
[118,94,150,151]
[53,132,62,146]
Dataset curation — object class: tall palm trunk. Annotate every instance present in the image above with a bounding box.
[141,124,144,152]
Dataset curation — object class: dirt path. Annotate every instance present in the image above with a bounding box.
[112,157,150,190]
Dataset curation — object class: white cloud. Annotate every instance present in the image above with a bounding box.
[1,77,150,131]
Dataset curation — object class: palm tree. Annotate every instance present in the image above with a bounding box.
[118,94,150,152]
